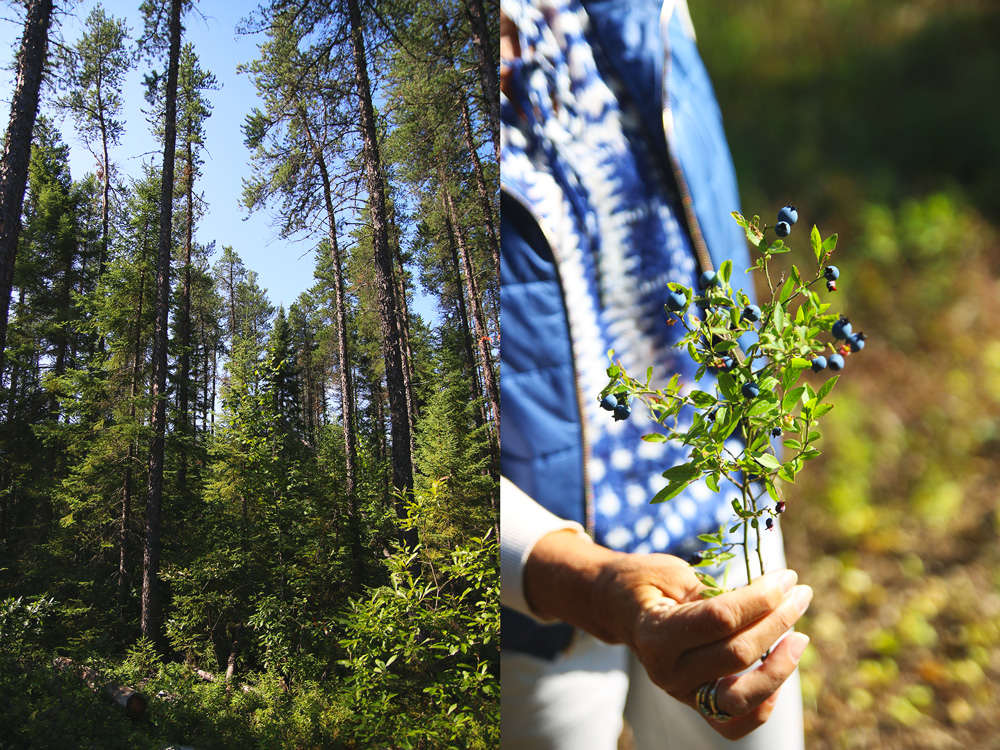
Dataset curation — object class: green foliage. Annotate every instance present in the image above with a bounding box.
[337,484,499,749]
[602,212,857,590]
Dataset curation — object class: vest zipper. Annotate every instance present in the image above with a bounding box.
[659,9,715,278]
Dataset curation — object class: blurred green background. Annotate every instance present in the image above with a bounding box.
[690,1,1000,747]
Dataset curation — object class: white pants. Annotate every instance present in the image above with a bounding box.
[501,529,805,750]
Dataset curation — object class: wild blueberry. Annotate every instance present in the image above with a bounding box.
[777,205,798,225]
[600,394,617,411]
[665,290,687,312]
[771,427,782,438]
[742,382,760,399]
[613,401,631,421]
[811,355,828,372]
[831,316,852,340]
[765,517,774,531]
[776,501,786,514]
[827,352,845,371]
[846,332,866,352]
[827,279,837,292]
[742,304,762,323]
[719,355,737,372]
[775,221,791,238]
[699,271,719,289]
[824,265,840,281]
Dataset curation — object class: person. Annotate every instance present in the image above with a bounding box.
[499,0,810,748]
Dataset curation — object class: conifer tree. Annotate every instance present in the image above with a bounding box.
[56,5,131,280]
[139,0,186,645]
[0,0,55,364]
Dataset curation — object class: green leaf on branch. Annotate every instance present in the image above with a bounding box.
[779,276,796,304]
[717,371,738,401]
[813,403,834,418]
[690,390,717,408]
[822,233,838,257]
[720,259,733,284]
[782,359,811,391]
[782,386,806,412]
[662,462,702,483]
[641,433,668,443]
[773,303,786,332]
[752,451,782,471]
[817,375,839,402]
[811,225,822,263]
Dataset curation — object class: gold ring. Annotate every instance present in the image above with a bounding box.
[695,679,734,722]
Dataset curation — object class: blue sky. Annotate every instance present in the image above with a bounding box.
[0,0,437,320]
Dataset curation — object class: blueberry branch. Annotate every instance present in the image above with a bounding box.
[600,207,864,595]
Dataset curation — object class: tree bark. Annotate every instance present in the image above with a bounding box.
[299,113,357,498]
[142,0,183,645]
[440,202,488,434]
[459,88,499,291]
[120,270,145,617]
[54,658,147,717]
[461,0,499,163]
[177,142,194,497]
[346,0,416,550]
[439,174,500,437]
[0,0,54,364]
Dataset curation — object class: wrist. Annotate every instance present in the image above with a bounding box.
[522,529,632,644]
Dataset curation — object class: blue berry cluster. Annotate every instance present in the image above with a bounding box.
[810,314,866,374]
[600,392,632,421]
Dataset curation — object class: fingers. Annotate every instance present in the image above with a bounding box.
[678,583,813,677]
[702,684,785,741]
[690,632,809,741]
[713,631,810,719]
[664,569,799,649]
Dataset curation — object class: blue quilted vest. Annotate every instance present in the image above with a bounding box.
[501,0,752,658]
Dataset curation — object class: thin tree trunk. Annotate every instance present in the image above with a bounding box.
[390,216,417,472]
[178,144,194,497]
[461,0,499,163]
[142,0,183,645]
[440,203,488,434]
[0,0,54,365]
[346,0,415,550]
[120,272,145,617]
[299,114,357,497]
[459,94,499,289]
[440,175,500,436]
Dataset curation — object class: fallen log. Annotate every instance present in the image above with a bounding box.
[53,657,147,717]
[194,667,252,693]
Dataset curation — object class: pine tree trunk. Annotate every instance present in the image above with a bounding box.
[346,0,416,550]
[462,0,500,163]
[459,94,500,290]
[98,97,111,281]
[142,0,182,645]
[300,115,357,497]
[440,175,500,438]
[392,228,418,472]
[178,144,194,497]
[120,272,145,617]
[0,0,54,365]
[440,202,488,435]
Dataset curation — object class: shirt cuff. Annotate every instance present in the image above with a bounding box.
[500,476,592,622]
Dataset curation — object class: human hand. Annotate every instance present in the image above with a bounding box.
[523,531,811,740]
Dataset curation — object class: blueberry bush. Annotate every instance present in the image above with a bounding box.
[600,208,864,592]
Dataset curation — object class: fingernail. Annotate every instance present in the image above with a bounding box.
[790,585,813,615]
[774,569,798,593]
[787,632,810,663]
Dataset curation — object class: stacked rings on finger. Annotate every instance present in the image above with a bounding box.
[696,679,734,722]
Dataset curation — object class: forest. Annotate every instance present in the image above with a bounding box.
[0,0,499,748]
